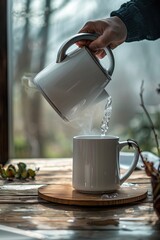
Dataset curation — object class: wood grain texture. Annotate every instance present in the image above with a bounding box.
[38,184,147,206]
[0,158,159,239]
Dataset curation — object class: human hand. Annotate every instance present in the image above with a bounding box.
[77,16,127,58]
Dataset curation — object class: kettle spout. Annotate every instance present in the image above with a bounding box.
[94,89,109,104]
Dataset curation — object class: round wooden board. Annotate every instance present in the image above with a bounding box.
[38,184,148,206]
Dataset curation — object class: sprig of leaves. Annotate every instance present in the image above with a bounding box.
[0,162,39,180]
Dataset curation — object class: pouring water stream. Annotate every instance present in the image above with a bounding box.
[100,95,112,136]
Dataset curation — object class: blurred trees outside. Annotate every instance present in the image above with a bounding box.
[11,0,160,158]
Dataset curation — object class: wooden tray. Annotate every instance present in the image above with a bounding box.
[38,184,147,206]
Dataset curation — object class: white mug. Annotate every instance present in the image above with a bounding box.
[72,135,139,193]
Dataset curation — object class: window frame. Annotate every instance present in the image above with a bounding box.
[0,0,9,165]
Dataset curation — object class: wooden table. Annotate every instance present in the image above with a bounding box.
[0,158,159,240]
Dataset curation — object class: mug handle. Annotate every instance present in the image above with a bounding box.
[119,140,139,185]
[56,33,115,76]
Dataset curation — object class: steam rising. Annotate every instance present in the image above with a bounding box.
[70,96,112,135]
[21,73,112,136]
[21,73,39,95]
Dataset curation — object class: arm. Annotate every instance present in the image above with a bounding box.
[77,0,160,58]
[111,0,160,42]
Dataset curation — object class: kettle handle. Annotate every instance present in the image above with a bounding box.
[56,33,115,76]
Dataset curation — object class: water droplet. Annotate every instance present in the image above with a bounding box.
[101,192,119,199]
[67,218,75,223]
[125,208,135,213]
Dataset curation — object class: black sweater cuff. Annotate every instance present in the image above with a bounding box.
[111,2,146,42]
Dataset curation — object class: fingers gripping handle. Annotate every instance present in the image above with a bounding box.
[56,33,115,76]
[56,33,99,62]
[119,140,139,185]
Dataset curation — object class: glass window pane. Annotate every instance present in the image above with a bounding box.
[12,0,120,158]
[11,0,160,158]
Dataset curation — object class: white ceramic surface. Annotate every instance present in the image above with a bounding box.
[72,135,139,193]
[33,33,114,121]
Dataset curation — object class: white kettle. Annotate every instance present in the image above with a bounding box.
[33,33,115,121]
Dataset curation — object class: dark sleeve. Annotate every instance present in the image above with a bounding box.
[110,0,160,42]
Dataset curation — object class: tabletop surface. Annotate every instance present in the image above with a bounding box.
[0,158,159,240]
